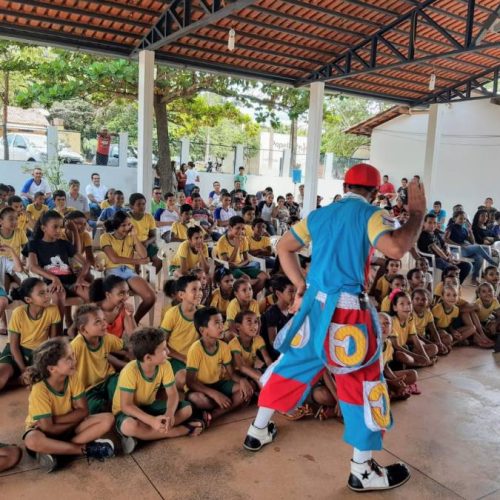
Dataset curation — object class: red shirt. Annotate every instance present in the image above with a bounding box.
[97,133,112,155]
[379,182,395,195]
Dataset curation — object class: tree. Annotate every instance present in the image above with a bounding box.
[0,42,41,159]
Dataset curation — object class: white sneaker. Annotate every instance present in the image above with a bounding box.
[243,421,277,451]
[121,435,138,455]
[348,459,410,492]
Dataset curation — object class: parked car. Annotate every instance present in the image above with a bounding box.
[0,133,84,164]
[106,144,157,168]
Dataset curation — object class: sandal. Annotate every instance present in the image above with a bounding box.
[200,411,212,429]
[183,419,204,437]
[314,404,343,422]
[281,404,314,421]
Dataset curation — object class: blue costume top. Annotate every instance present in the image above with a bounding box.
[274,194,396,371]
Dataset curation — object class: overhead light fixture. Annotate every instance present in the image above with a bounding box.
[228,28,236,51]
[429,72,436,91]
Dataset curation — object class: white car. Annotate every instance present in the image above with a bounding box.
[0,133,84,164]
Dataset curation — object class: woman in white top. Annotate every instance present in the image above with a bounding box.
[155,193,179,242]
[184,162,199,196]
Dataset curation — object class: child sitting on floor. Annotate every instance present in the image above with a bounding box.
[415,257,433,293]
[373,258,402,305]
[380,274,407,313]
[229,311,272,389]
[475,282,500,338]
[190,268,211,306]
[186,307,253,425]
[225,278,260,332]
[0,278,60,392]
[407,268,426,293]
[23,337,114,472]
[412,288,451,355]
[261,275,295,361]
[389,290,437,368]
[0,243,23,335]
[160,275,203,389]
[71,304,129,414]
[209,267,234,319]
[482,265,499,296]
[378,312,418,400]
[432,285,476,346]
[169,227,209,278]
[89,276,137,341]
[112,328,202,455]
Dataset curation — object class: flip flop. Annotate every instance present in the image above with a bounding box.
[183,420,204,437]
[200,411,212,429]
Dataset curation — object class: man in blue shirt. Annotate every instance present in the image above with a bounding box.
[428,201,446,231]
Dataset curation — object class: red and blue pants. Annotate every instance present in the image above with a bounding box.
[259,298,391,451]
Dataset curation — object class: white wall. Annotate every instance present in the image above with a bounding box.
[0,161,344,205]
[369,99,500,216]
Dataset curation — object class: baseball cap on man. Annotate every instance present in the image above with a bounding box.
[344,163,381,188]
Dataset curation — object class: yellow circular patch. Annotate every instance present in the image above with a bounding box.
[368,383,391,429]
[333,325,368,367]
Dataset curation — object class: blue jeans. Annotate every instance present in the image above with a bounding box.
[184,183,195,196]
[89,202,102,219]
[461,245,496,279]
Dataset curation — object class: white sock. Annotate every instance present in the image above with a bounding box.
[254,407,275,429]
[352,448,372,464]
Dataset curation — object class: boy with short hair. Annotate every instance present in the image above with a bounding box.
[71,304,128,414]
[248,218,274,269]
[129,193,162,273]
[112,327,201,454]
[214,193,236,230]
[154,192,179,242]
[26,191,48,228]
[160,275,203,388]
[170,227,209,277]
[242,206,255,238]
[170,204,205,242]
[52,190,75,218]
[186,307,253,423]
[8,195,29,233]
[215,216,268,292]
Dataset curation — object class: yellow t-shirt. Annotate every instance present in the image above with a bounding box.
[8,304,60,350]
[229,335,266,368]
[100,200,111,209]
[215,234,249,266]
[248,235,271,253]
[71,333,124,390]
[244,225,253,239]
[290,209,395,248]
[25,375,85,429]
[225,298,260,322]
[17,211,29,232]
[413,309,434,337]
[390,315,417,346]
[26,203,48,223]
[54,207,75,217]
[171,220,206,241]
[112,360,175,415]
[130,213,156,243]
[80,231,92,249]
[382,339,394,366]
[170,240,208,269]
[0,228,28,257]
[186,339,232,385]
[475,298,500,323]
[376,276,391,300]
[100,232,135,269]
[209,288,232,317]
[380,295,391,313]
[160,304,200,356]
[432,303,459,329]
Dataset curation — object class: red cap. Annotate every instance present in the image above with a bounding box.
[344,163,381,188]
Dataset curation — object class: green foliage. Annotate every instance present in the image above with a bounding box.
[21,160,68,191]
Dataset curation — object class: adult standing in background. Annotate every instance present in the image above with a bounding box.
[176,163,187,193]
[86,173,107,219]
[20,167,51,205]
[184,161,199,196]
[379,175,396,199]
[95,127,117,166]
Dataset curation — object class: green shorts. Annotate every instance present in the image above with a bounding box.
[231,266,261,280]
[86,373,119,415]
[207,380,235,398]
[169,358,186,374]
[169,265,179,275]
[115,399,191,434]
[147,243,159,259]
[0,344,33,376]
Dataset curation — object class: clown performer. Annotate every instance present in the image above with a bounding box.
[243,164,426,492]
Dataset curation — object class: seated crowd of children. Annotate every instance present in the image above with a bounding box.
[0,179,499,474]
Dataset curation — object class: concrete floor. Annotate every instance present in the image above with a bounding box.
[1,287,500,500]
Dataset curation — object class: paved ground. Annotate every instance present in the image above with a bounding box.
[2,344,499,500]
